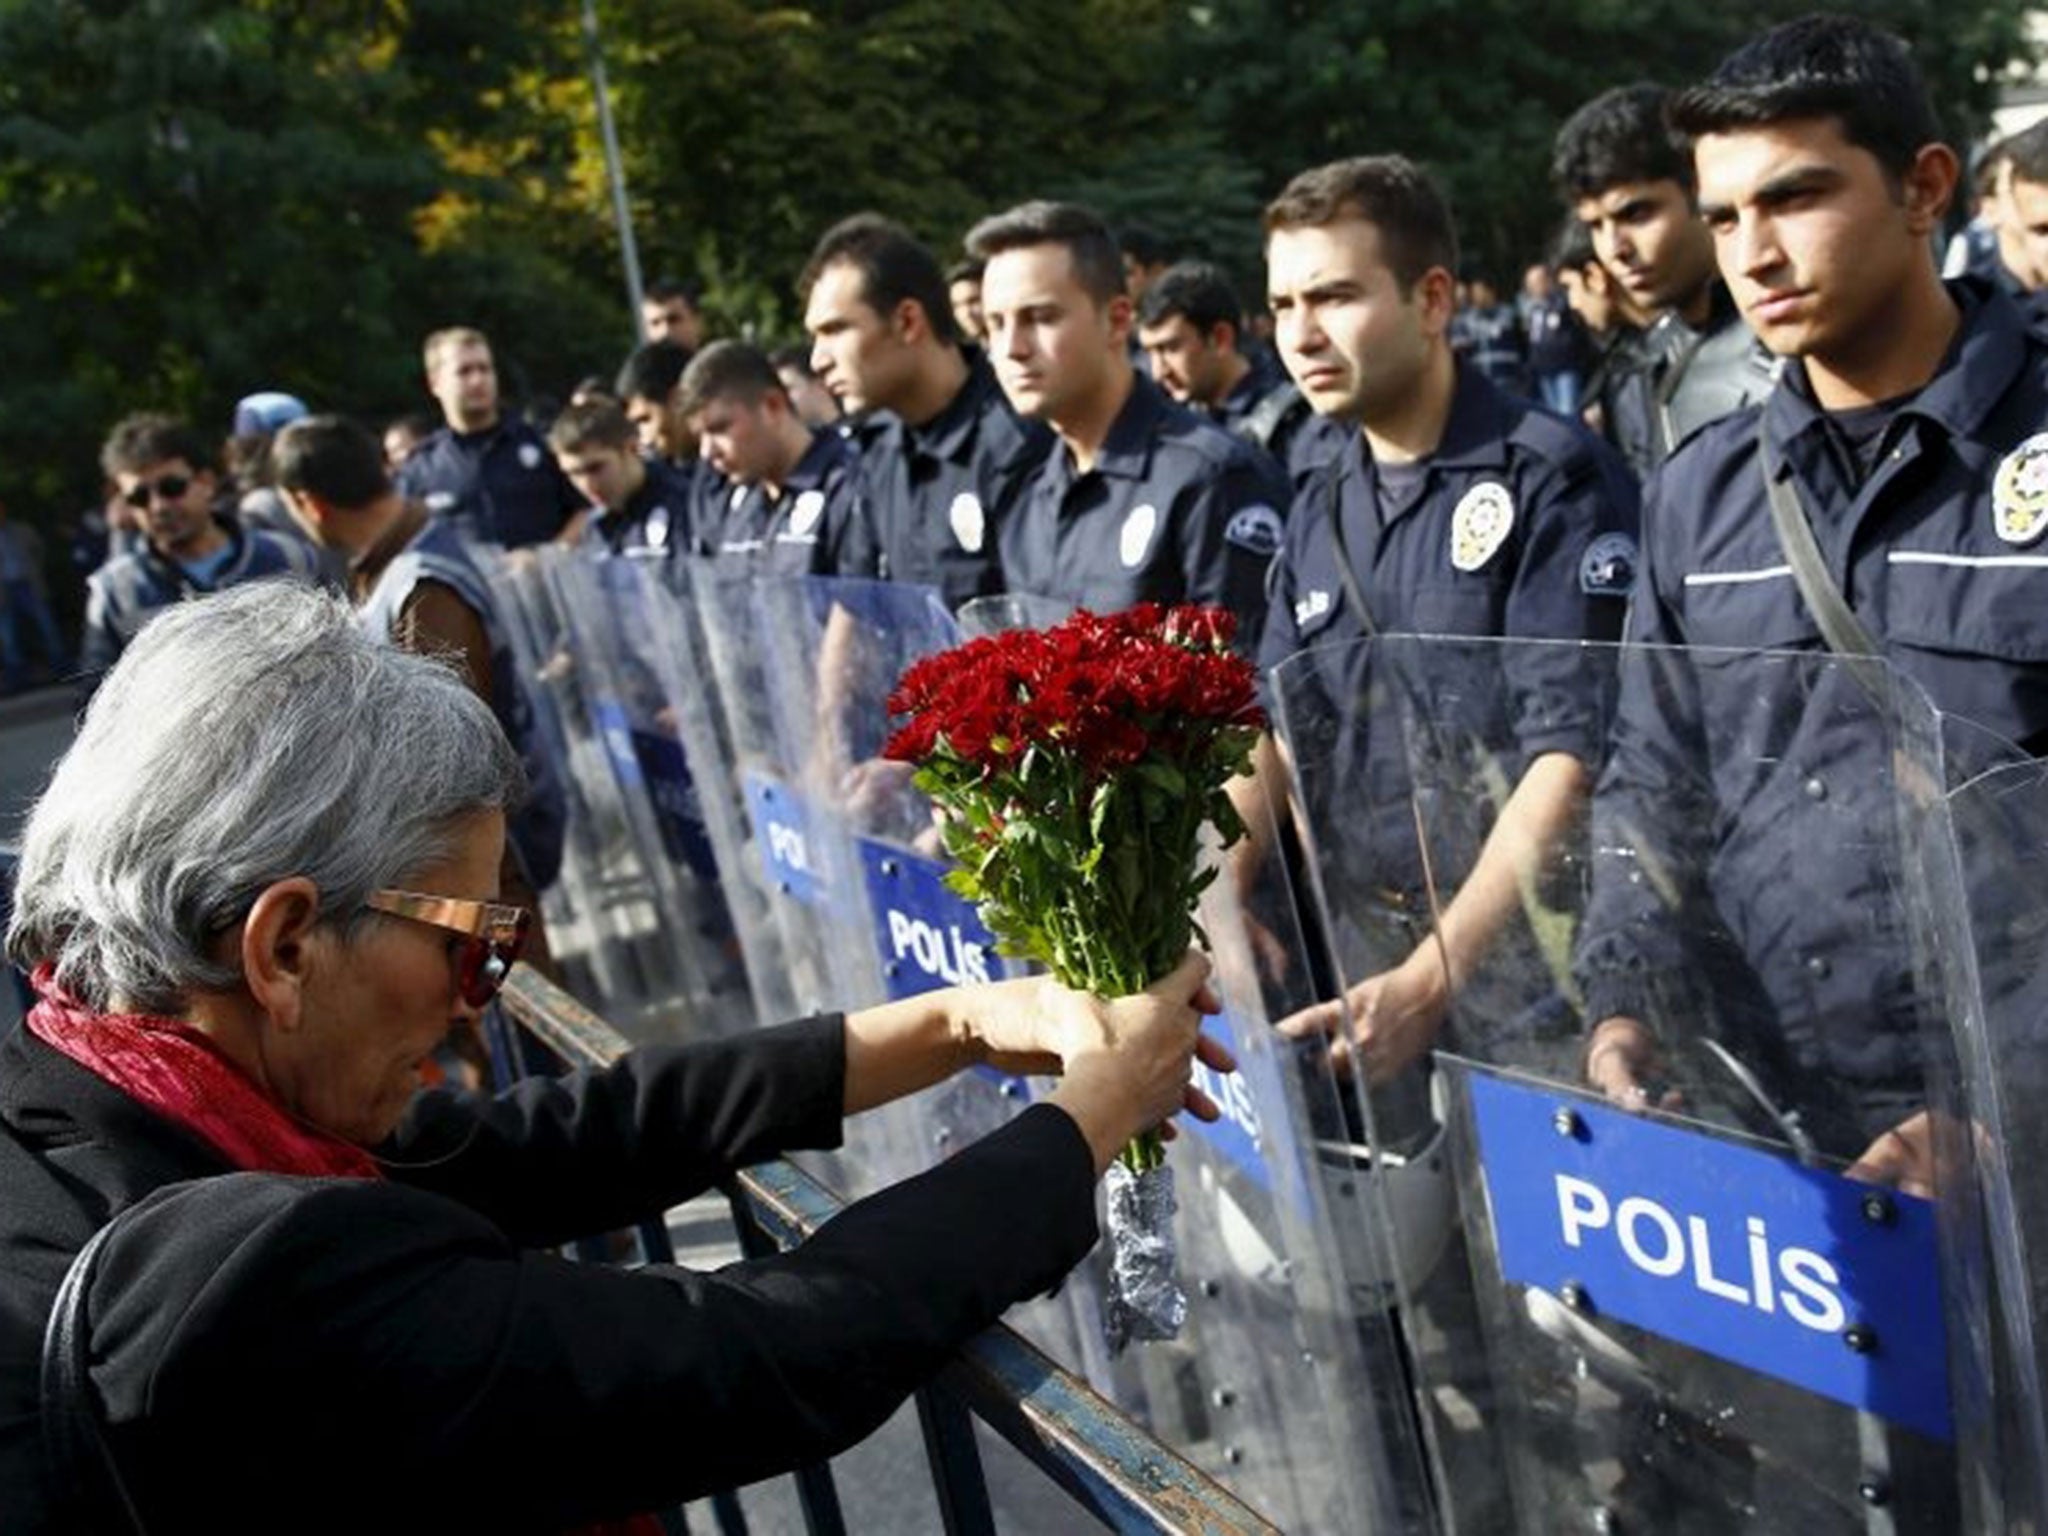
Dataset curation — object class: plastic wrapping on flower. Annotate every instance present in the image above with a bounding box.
[1102,1160,1185,1354]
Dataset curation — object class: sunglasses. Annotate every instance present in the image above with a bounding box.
[364,889,532,1007]
[123,473,193,509]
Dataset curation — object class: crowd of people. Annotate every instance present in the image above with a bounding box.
[9,6,2048,1529]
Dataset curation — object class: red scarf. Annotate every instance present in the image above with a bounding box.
[29,968,664,1536]
[24,964,382,1181]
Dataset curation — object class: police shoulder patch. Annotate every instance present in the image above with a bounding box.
[1226,503,1283,556]
[949,492,986,554]
[1580,531,1638,597]
[1993,432,2048,546]
[1450,481,1515,572]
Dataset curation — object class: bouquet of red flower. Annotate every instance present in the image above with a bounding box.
[884,602,1264,1348]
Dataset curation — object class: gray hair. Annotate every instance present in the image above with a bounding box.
[8,581,525,1012]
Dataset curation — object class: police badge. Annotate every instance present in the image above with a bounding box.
[1993,433,2048,546]
[949,491,986,553]
[1450,481,1514,572]
[1120,503,1159,568]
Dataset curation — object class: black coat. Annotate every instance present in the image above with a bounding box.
[0,1016,1098,1533]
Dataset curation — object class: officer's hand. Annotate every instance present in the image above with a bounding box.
[1278,952,1449,1087]
[839,756,919,829]
[1845,1110,1935,1200]
[1584,1016,1682,1113]
[1240,908,1293,985]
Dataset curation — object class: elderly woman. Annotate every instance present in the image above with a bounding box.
[1,583,1225,1533]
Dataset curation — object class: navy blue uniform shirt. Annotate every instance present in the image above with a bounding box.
[1576,278,2048,1132]
[398,417,584,549]
[1261,363,1638,899]
[581,456,700,562]
[1000,372,1289,644]
[694,428,876,580]
[856,351,1050,612]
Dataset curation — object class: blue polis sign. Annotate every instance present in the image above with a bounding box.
[742,771,821,905]
[857,839,1026,1096]
[1468,1071,1951,1442]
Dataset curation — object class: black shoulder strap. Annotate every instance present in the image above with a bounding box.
[1759,421,1881,659]
[43,1218,149,1533]
[1319,466,1380,639]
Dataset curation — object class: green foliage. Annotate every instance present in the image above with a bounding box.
[1,0,2036,539]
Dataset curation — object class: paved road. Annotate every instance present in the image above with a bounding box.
[0,685,76,839]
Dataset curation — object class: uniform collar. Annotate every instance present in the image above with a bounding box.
[780,428,845,495]
[908,349,998,464]
[1088,372,1172,481]
[1766,276,2024,451]
[1425,362,1514,473]
[1649,278,1743,350]
[1218,352,1283,420]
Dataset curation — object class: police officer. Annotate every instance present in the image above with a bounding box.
[1135,259,1346,484]
[85,414,323,693]
[800,213,1049,611]
[614,338,698,467]
[1251,154,1639,1082]
[968,201,1288,642]
[546,398,700,561]
[272,414,566,921]
[1553,84,1775,477]
[1575,17,2045,1177]
[397,326,585,549]
[676,340,874,579]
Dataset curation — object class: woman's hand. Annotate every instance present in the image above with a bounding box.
[1036,953,1234,1175]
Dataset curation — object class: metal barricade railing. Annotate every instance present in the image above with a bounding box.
[495,964,1282,1536]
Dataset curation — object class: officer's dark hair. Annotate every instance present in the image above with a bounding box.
[645,276,699,308]
[769,344,818,378]
[1552,85,1690,200]
[100,413,216,479]
[272,415,391,510]
[1119,223,1173,269]
[799,213,960,345]
[1262,156,1459,292]
[945,257,984,285]
[1137,261,1244,338]
[1668,14,1940,184]
[676,340,786,419]
[614,339,693,406]
[2003,121,2048,190]
[965,201,1127,306]
[1550,216,1600,275]
[546,398,637,456]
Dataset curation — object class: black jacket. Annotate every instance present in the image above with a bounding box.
[0,1016,1098,1533]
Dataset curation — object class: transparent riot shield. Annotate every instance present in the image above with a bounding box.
[753,577,1430,1529]
[749,577,1017,1196]
[685,563,843,1025]
[1944,757,2048,1531]
[536,549,753,1036]
[480,547,707,1042]
[1273,635,2000,1534]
